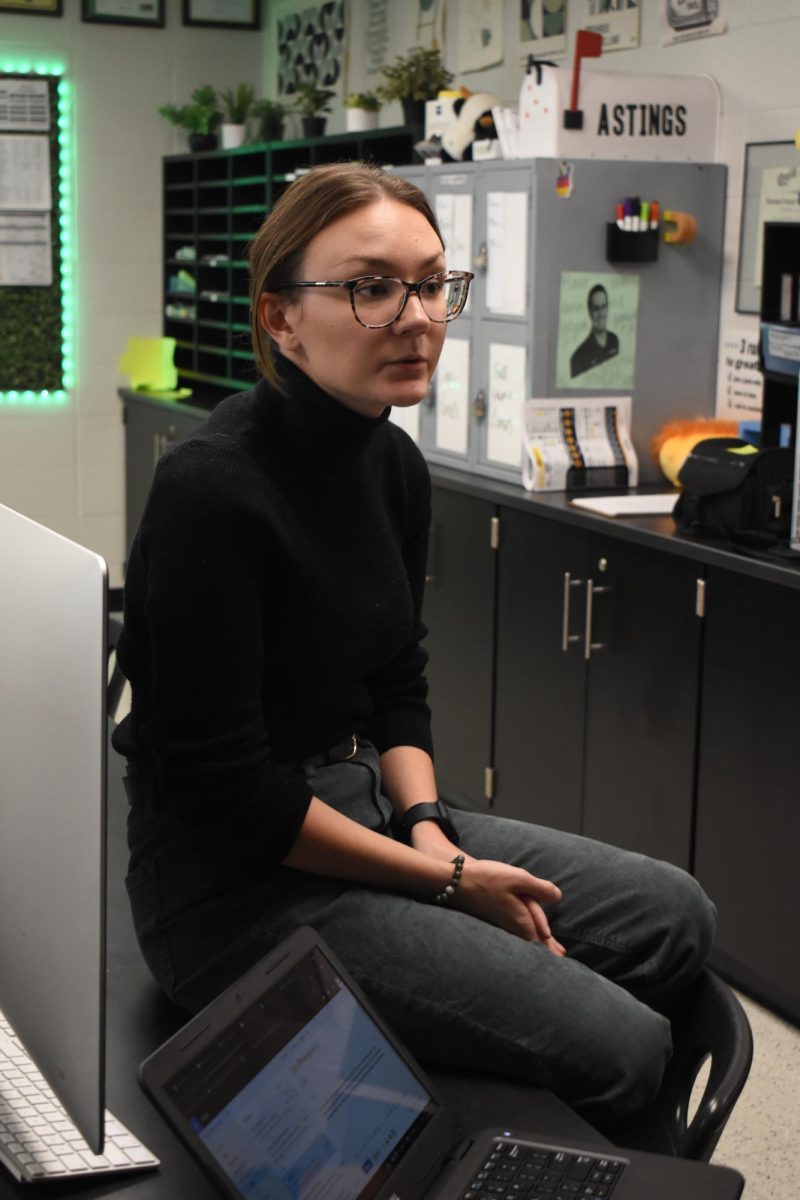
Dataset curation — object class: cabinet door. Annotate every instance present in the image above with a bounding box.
[123,401,205,560]
[424,487,496,812]
[493,508,588,830]
[694,568,800,1022]
[581,541,703,870]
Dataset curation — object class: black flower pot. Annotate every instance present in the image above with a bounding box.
[301,116,326,138]
[188,132,218,152]
[401,98,426,131]
[261,119,285,143]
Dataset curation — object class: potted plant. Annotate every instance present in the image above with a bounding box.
[251,97,288,143]
[158,84,221,152]
[218,84,255,150]
[290,83,336,138]
[377,46,454,129]
[344,90,382,133]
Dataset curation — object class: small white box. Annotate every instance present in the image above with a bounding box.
[425,97,458,141]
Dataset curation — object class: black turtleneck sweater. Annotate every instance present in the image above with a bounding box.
[112,361,433,868]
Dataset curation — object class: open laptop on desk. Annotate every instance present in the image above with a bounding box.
[141,925,744,1200]
[0,501,157,1183]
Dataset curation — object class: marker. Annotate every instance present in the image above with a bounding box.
[640,201,649,230]
[649,200,660,230]
[630,195,641,232]
[616,202,625,230]
[623,198,633,231]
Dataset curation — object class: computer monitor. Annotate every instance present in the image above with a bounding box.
[0,501,108,1153]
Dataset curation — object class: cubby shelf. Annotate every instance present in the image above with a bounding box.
[163,127,418,406]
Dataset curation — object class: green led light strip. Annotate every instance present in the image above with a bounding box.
[0,61,72,406]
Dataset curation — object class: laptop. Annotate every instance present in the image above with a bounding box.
[140,925,744,1200]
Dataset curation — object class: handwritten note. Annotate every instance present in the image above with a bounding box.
[487,342,526,467]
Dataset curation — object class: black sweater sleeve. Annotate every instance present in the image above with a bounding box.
[116,435,313,865]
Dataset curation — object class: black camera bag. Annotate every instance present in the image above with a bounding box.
[673,436,794,543]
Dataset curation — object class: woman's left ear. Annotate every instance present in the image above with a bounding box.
[258,292,300,353]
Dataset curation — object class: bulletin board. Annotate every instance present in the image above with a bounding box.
[0,69,73,403]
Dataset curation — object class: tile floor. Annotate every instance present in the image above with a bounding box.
[711,992,799,1198]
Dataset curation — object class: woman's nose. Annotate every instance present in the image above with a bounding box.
[393,291,431,332]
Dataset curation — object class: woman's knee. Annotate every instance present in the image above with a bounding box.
[644,863,717,1005]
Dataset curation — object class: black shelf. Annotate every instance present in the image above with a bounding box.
[163,126,419,404]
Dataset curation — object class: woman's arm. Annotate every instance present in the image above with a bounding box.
[284,759,565,951]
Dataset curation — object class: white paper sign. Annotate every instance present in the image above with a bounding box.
[0,80,49,132]
[487,342,526,467]
[0,212,52,285]
[573,0,640,52]
[716,326,762,419]
[0,136,51,211]
[486,192,528,317]
[435,191,473,314]
[435,337,470,455]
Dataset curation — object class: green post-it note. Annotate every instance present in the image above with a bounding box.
[727,444,759,455]
[119,337,178,391]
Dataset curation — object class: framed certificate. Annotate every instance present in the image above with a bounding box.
[182,0,260,29]
[82,0,164,25]
[736,140,800,315]
[0,0,62,15]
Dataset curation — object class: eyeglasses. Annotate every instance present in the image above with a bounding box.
[275,270,474,328]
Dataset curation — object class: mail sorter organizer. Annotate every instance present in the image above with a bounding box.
[391,157,726,489]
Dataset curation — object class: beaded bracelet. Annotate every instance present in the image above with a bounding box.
[430,854,465,906]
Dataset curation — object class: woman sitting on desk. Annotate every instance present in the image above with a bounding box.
[113,162,715,1134]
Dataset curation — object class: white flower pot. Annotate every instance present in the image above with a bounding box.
[346,109,379,133]
[221,122,246,150]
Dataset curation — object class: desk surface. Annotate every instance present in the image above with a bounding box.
[0,732,608,1198]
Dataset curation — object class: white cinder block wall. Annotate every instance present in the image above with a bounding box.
[3,0,800,585]
[0,0,262,585]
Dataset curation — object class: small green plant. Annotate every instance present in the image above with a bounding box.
[290,83,336,117]
[376,46,454,103]
[344,90,382,112]
[251,98,288,140]
[218,84,255,124]
[158,84,220,135]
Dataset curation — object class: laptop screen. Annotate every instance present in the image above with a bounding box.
[162,945,438,1199]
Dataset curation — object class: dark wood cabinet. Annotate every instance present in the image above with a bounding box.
[424,487,497,813]
[492,510,702,868]
[694,566,800,1023]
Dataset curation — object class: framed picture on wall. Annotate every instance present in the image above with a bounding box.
[182,0,260,29]
[0,0,62,15]
[82,0,164,25]
[736,140,800,314]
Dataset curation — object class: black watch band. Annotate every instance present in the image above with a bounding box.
[397,800,459,846]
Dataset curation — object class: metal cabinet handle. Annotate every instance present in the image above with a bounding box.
[472,389,487,420]
[561,572,584,652]
[584,579,610,660]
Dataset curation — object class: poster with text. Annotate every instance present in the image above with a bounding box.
[556,271,639,391]
[519,0,567,63]
[660,0,726,46]
[345,0,446,94]
[716,326,763,420]
[573,0,640,53]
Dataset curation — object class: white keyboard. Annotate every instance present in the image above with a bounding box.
[0,1010,159,1183]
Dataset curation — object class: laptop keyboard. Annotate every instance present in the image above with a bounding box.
[0,1009,159,1183]
[462,1136,626,1200]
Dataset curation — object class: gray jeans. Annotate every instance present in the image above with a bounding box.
[125,739,716,1133]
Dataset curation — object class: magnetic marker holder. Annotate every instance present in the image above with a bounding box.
[605,224,659,263]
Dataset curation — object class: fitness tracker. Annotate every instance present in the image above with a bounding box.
[397,799,460,845]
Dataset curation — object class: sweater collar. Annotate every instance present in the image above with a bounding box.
[253,359,391,462]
